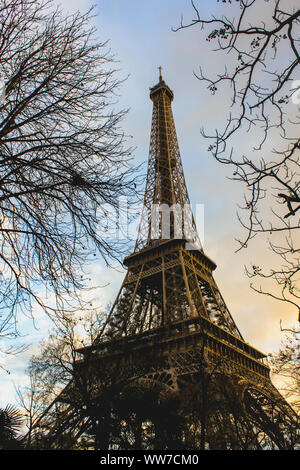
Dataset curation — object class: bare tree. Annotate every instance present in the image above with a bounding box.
[17,309,107,448]
[269,330,300,413]
[18,311,159,450]
[174,0,300,320]
[0,0,138,349]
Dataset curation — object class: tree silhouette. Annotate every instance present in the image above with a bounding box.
[0,404,23,449]
[0,0,138,351]
[174,0,300,320]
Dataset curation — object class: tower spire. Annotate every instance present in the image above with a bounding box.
[158,65,162,81]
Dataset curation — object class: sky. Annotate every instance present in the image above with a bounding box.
[0,0,298,408]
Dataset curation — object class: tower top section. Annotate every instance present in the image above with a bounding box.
[150,67,174,102]
[133,69,202,253]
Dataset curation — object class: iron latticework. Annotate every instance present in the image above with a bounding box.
[32,72,299,450]
[99,74,242,340]
[134,72,201,253]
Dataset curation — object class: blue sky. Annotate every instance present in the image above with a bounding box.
[0,0,298,407]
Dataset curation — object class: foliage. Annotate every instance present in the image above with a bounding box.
[0,404,23,449]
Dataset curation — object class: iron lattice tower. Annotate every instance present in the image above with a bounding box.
[99,73,243,340]
[35,72,298,450]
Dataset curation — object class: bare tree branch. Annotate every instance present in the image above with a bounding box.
[0,0,140,345]
[174,0,300,320]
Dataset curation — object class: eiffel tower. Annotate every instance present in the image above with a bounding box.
[35,70,298,450]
